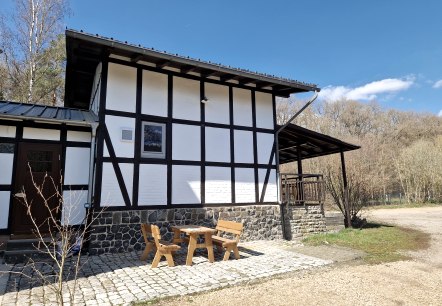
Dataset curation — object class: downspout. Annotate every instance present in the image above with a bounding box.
[275,91,318,240]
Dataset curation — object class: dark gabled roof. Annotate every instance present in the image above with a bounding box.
[278,124,360,164]
[65,29,320,109]
[0,100,98,125]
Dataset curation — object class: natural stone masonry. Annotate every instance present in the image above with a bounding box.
[1,240,331,306]
[88,205,284,255]
[284,205,327,240]
[89,205,326,255]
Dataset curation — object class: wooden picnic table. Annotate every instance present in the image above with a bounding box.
[171,225,217,266]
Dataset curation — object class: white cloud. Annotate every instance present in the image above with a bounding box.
[433,80,442,88]
[438,109,442,117]
[319,77,414,102]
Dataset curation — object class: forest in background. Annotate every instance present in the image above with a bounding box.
[278,98,442,210]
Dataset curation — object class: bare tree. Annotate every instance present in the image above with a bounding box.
[0,0,69,104]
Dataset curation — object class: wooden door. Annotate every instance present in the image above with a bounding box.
[11,143,62,235]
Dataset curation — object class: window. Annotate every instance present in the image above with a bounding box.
[141,122,166,158]
[27,150,53,172]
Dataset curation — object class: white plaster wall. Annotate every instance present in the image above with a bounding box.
[142,70,168,117]
[172,165,201,204]
[61,190,87,225]
[64,147,90,185]
[235,168,256,203]
[255,92,274,129]
[106,63,137,112]
[101,162,133,207]
[23,127,60,141]
[172,77,200,121]
[0,191,10,228]
[0,125,16,138]
[90,62,102,114]
[258,168,278,202]
[205,166,231,203]
[0,153,14,184]
[172,124,200,161]
[67,131,91,142]
[233,88,252,127]
[138,164,167,206]
[104,115,135,158]
[234,130,254,163]
[205,127,230,163]
[257,132,275,165]
[205,82,229,124]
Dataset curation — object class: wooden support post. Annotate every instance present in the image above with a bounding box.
[297,150,305,207]
[340,149,351,227]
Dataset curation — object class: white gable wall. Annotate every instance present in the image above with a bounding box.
[99,60,278,208]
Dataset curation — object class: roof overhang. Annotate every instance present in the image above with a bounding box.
[65,29,320,109]
[0,100,98,127]
[278,124,360,164]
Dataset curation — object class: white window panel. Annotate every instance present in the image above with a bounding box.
[23,128,60,141]
[172,165,201,204]
[205,166,231,203]
[258,168,278,202]
[0,153,14,184]
[205,82,229,124]
[205,127,230,163]
[255,91,274,129]
[172,124,200,161]
[233,88,252,127]
[234,130,254,163]
[106,63,137,112]
[101,162,133,207]
[67,131,91,142]
[235,168,256,203]
[61,190,88,226]
[0,191,10,228]
[0,126,16,138]
[257,132,275,165]
[138,164,167,206]
[142,70,168,117]
[104,115,135,158]
[173,77,200,121]
[64,147,90,185]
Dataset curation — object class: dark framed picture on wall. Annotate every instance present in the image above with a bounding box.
[141,122,166,158]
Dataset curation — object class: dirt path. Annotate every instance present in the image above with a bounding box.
[156,207,442,306]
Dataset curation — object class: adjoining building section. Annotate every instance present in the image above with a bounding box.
[0,30,359,254]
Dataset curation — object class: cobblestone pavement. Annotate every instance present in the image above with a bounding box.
[0,240,331,305]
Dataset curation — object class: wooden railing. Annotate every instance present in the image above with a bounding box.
[280,173,325,206]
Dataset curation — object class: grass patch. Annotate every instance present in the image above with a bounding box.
[366,202,442,210]
[303,223,429,264]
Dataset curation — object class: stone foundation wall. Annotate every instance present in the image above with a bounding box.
[88,204,326,255]
[283,205,327,240]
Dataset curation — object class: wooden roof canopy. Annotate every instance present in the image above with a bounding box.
[278,124,360,164]
[64,29,320,109]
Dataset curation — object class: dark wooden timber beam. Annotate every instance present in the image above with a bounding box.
[156,60,172,69]
[130,54,144,63]
[180,65,197,74]
[201,70,223,78]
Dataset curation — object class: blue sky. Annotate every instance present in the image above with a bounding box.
[2,0,441,115]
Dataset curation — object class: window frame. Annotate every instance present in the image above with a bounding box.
[141,121,166,159]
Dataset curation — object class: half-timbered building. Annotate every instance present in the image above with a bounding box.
[0,30,359,255]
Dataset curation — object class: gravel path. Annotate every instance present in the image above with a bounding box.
[157,207,442,306]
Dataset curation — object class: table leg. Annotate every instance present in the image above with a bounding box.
[205,232,215,263]
[186,234,197,266]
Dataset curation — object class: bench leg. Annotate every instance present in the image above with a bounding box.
[140,242,154,261]
[233,246,240,259]
[223,246,232,261]
[151,251,162,268]
[164,253,175,267]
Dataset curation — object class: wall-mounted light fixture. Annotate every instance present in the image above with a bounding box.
[201,97,209,104]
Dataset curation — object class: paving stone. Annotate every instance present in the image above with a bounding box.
[1,240,331,305]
